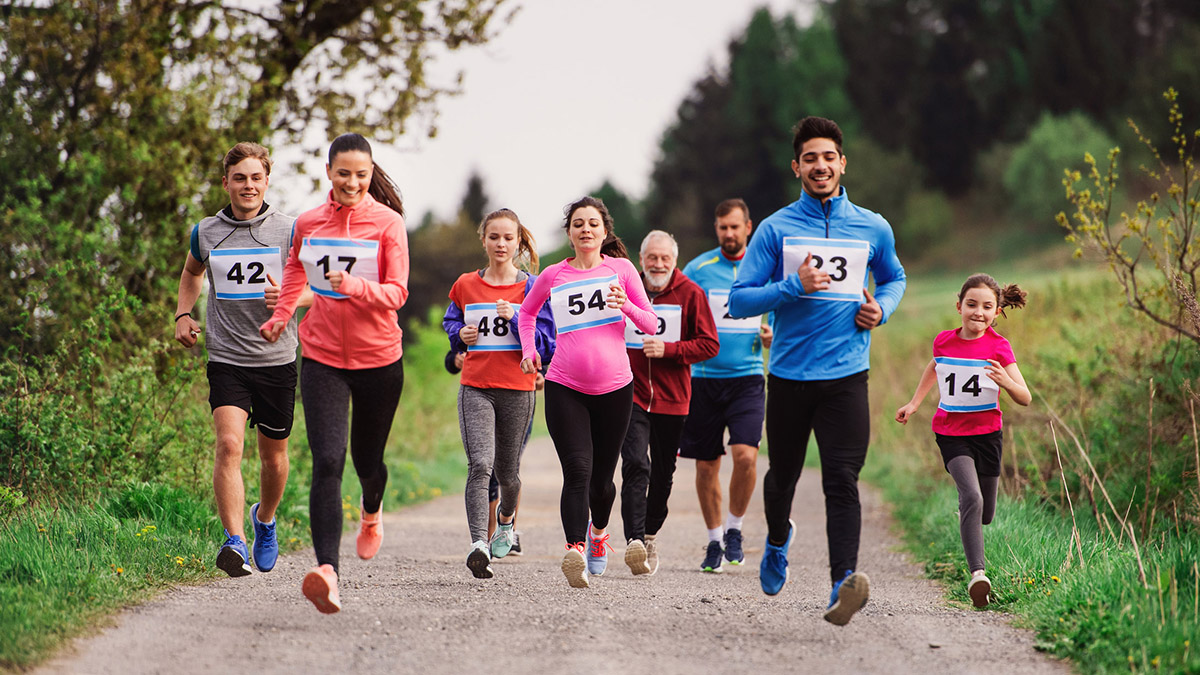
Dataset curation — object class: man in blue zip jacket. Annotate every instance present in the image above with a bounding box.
[729,116,906,626]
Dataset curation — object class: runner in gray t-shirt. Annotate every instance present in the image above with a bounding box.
[173,142,311,577]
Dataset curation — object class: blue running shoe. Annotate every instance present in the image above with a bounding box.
[586,524,611,576]
[723,528,744,565]
[216,530,251,578]
[759,519,794,595]
[250,502,278,572]
[701,540,723,573]
[824,569,870,625]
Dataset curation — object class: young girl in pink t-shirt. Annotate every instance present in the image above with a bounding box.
[895,273,1031,609]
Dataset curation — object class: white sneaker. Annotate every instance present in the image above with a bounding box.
[562,544,589,588]
[625,538,650,575]
[645,534,659,576]
[968,573,991,608]
[467,540,494,579]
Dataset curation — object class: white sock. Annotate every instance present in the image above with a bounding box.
[725,513,744,531]
[707,527,723,543]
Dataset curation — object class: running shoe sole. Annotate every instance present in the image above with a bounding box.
[824,571,870,626]
[467,547,494,579]
[302,569,341,614]
[562,549,589,588]
[216,546,251,578]
[625,540,650,575]
[969,576,991,608]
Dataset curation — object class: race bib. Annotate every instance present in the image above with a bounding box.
[707,290,760,334]
[299,238,380,299]
[208,247,282,300]
[625,304,681,348]
[782,236,870,303]
[464,303,519,352]
[550,274,624,334]
[934,357,1000,412]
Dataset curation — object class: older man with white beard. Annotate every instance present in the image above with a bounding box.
[617,230,719,576]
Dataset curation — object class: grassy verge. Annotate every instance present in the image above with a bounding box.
[867,262,1200,673]
[0,314,468,670]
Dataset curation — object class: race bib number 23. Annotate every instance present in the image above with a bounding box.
[782,236,870,303]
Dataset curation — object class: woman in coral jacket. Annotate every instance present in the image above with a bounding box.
[260,133,408,614]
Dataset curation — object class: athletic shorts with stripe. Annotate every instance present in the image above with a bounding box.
[678,374,765,460]
[206,360,297,440]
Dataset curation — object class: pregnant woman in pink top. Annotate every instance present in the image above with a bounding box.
[518,196,657,588]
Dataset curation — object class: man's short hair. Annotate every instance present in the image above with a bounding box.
[792,117,843,160]
[640,229,679,259]
[714,198,750,222]
[223,142,272,176]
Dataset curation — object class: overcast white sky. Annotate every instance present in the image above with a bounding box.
[272,1,813,251]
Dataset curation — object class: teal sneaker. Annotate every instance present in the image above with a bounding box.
[490,506,515,558]
[216,530,251,578]
[759,519,794,595]
[249,502,278,572]
[824,569,870,625]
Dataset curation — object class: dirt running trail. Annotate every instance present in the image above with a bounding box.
[41,437,1069,674]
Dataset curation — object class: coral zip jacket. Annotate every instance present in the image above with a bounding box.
[261,191,410,370]
[627,269,719,415]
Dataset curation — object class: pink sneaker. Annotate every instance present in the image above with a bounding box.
[301,564,341,614]
[357,503,383,560]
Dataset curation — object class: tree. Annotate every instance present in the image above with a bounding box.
[0,0,510,355]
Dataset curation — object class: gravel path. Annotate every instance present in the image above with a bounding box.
[41,437,1070,674]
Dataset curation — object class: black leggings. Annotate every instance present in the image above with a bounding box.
[301,357,404,573]
[764,371,869,584]
[620,405,687,542]
[544,380,634,545]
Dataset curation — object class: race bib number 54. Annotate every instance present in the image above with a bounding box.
[550,274,624,334]
[299,238,380,299]
[782,236,870,303]
[934,357,1000,412]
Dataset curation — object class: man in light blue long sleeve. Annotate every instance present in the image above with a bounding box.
[729,116,906,625]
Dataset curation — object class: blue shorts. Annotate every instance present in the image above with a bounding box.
[678,375,765,461]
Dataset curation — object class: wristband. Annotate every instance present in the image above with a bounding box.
[174,312,192,323]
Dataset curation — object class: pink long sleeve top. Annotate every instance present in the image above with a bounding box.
[518,255,657,395]
[260,191,409,370]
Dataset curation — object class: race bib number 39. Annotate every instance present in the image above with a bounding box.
[782,236,870,303]
[208,247,282,300]
[299,238,380,299]
[625,304,681,348]
[707,290,760,334]
[464,303,519,352]
[550,274,623,334]
[934,357,1000,412]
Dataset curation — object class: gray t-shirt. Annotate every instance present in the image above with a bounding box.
[189,204,299,367]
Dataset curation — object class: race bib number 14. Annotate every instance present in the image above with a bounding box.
[934,357,1000,412]
[299,238,380,299]
[550,274,624,334]
[782,236,870,303]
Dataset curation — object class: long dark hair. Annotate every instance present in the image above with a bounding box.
[328,133,404,216]
[563,195,628,259]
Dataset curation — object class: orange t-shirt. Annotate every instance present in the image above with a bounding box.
[448,272,536,391]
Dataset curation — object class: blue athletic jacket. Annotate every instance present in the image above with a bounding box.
[728,188,906,381]
[681,247,766,379]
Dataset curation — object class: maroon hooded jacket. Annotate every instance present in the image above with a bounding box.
[627,268,720,415]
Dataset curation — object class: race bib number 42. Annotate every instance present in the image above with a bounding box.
[782,236,870,303]
[707,290,760,334]
[625,304,681,348]
[299,238,380,299]
[208,247,282,300]
[934,357,1000,412]
[549,274,624,334]
[464,303,519,352]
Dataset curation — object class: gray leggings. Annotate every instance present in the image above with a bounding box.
[947,455,998,572]
[458,385,535,543]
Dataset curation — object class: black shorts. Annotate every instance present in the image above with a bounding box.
[207,360,297,440]
[678,375,765,461]
[936,430,1003,477]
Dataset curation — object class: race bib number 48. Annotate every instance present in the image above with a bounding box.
[782,236,870,303]
[299,238,380,299]
[464,303,519,352]
[934,357,1000,412]
[707,290,760,334]
[625,304,680,348]
[550,274,624,334]
[208,247,282,300]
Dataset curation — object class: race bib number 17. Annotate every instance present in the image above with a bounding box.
[550,274,624,334]
[299,238,380,299]
[782,236,870,303]
[934,357,1000,412]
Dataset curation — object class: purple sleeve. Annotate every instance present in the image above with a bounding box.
[618,259,658,334]
[519,266,555,362]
